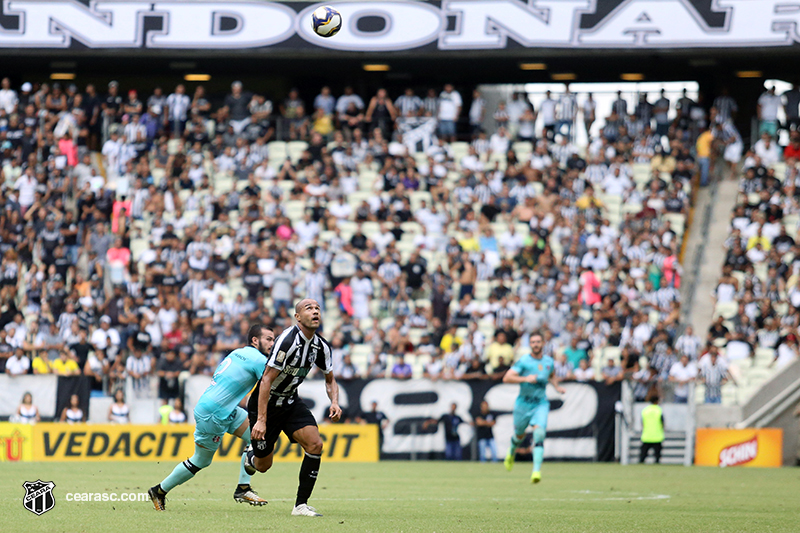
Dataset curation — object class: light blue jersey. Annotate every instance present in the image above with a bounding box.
[195,346,267,418]
[511,354,554,403]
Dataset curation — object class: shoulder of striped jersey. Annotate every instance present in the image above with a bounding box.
[316,333,332,349]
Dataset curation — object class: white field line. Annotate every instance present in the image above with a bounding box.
[3,492,671,503]
[173,494,672,503]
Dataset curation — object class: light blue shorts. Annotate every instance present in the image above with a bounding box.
[193,406,248,451]
[512,397,549,436]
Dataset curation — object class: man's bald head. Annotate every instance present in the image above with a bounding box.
[295,298,318,314]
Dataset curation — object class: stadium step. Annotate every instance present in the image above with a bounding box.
[627,432,688,465]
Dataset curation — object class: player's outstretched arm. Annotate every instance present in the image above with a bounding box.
[252,367,280,440]
[503,368,534,384]
[324,371,342,422]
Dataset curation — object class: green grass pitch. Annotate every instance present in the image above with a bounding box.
[2,461,798,532]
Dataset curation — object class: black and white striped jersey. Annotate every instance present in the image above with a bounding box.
[249,325,332,407]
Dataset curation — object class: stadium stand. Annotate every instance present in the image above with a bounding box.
[0,76,747,420]
[702,134,800,404]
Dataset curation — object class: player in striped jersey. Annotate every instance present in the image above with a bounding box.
[244,298,341,517]
[148,324,275,510]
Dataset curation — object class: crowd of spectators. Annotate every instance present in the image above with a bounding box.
[0,75,769,419]
[697,122,800,402]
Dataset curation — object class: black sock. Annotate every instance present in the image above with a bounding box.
[237,484,250,492]
[295,452,321,507]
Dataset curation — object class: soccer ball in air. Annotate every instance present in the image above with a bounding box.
[311,6,343,38]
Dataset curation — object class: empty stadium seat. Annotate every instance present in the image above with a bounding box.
[358,171,379,191]
[474,281,493,301]
[284,200,306,220]
[267,141,287,161]
[772,162,787,180]
[662,213,686,236]
[714,301,738,319]
[603,347,622,363]
[287,141,309,163]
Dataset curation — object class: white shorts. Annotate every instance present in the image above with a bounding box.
[724,142,743,163]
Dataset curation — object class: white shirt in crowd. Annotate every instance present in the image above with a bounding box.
[294,219,320,245]
[350,276,373,319]
[602,172,633,196]
[489,132,510,154]
[102,137,123,175]
[5,353,30,375]
[669,360,697,398]
[753,138,781,167]
[539,97,557,126]
[469,96,485,125]
[0,87,17,114]
[329,201,352,220]
[582,98,597,120]
[573,366,595,382]
[438,90,462,121]
[581,250,610,271]
[372,230,395,253]
[506,98,528,125]
[14,174,37,207]
[758,91,782,121]
[499,230,525,255]
[91,327,121,350]
[336,93,364,115]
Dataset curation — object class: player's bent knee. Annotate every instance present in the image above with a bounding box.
[185,453,213,473]
[254,455,273,473]
[304,439,323,456]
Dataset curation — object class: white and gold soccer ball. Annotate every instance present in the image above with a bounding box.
[311,6,343,38]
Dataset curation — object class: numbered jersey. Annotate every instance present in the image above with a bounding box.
[511,354,554,403]
[249,325,332,408]
[195,346,267,418]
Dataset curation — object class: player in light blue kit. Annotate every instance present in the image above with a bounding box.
[502,332,566,483]
[148,324,274,510]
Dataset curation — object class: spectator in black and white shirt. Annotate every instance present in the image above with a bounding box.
[712,88,737,124]
[557,84,577,141]
[165,84,190,136]
[674,326,701,360]
[395,88,424,119]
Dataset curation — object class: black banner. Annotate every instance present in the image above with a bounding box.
[55,376,91,423]
[326,379,620,462]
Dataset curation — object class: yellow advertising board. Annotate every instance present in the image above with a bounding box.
[28,423,378,462]
[0,423,34,462]
[695,428,783,467]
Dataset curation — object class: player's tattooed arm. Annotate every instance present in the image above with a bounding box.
[324,371,342,422]
[252,367,280,440]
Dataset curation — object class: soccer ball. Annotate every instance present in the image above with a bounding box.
[311,6,342,38]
